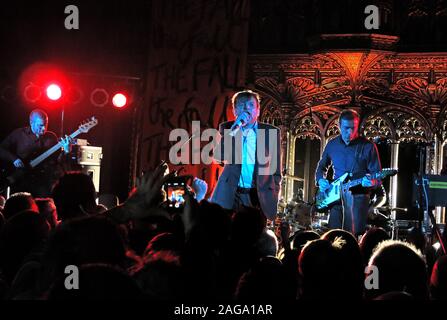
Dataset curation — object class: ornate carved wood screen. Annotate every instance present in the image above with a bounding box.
[248,52,447,218]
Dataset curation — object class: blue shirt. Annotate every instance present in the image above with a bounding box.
[238,122,257,188]
[315,135,381,185]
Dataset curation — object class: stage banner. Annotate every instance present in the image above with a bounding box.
[139,0,250,196]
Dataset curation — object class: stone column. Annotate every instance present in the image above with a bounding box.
[278,102,294,202]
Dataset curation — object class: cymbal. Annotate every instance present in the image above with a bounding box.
[376,206,408,212]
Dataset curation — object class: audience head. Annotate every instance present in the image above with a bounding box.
[131,251,185,300]
[35,198,58,229]
[3,192,38,220]
[374,291,414,300]
[359,227,390,265]
[0,210,50,284]
[46,264,142,300]
[430,255,447,300]
[51,172,97,221]
[298,239,341,299]
[231,206,266,246]
[235,256,296,301]
[95,204,108,214]
[0,195,5,210]
[42,215,127,290]
[321,229,362,259]
[255,228,278,258]
[321,229,364,299]
[195,200,232,250]
[292,230,320,253]
[406,227,427,254]
[144,232,184,256]
[367,239,428,300]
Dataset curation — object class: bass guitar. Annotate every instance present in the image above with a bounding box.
[1,117,98,190]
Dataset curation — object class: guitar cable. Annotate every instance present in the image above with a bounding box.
[340,184,345,231]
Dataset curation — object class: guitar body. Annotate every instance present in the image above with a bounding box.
[5,161,51,182]
[315,168,398,211]
[315,172,349,211]
[0,158,58,196]
[2,164,29,186]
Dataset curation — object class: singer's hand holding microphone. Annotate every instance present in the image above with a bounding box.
[229,111,250,135]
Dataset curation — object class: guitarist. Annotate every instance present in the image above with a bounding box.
[315,109,382,236]
[0,109,71,197]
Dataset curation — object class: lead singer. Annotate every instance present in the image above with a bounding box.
[209,90,282,221]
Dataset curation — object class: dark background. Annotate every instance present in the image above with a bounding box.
[0,1,151,200]
[2,0,447,201]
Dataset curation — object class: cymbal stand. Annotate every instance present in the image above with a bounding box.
[390,208,397,240]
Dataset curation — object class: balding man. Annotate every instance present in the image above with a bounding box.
[0,109,70,197]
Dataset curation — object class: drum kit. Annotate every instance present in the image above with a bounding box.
[366,205,409,238]
[276,190,330,235]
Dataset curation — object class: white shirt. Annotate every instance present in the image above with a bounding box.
[238,122,257,188]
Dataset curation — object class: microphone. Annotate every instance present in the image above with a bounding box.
[229,111,249,136]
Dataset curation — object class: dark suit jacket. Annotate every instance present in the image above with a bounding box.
[209,121,282,220]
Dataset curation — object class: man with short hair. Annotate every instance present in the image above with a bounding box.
[315,109,381,236]
[2,192,38,220]
[0,109,71,197]
[210,90,282,221]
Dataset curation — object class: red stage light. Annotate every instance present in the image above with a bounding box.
[24,83,42,102]
[19,63,70,107]
[112,93,127,108]
[46,84,62,100]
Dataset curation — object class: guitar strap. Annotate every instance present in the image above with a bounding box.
[348,142,363,178]
[348,146,357,178]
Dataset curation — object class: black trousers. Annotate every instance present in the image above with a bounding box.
[328,192,370,236]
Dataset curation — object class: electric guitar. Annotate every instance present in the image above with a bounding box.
[1,117,98,189]
[315,168,398,211]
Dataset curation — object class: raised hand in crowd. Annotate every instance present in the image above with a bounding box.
[109,161,174,222]
[191,177,208,202]
[279,220,291,253]
[181,191,197,239]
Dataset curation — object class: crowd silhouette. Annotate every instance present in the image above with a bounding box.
[0,162,446,301]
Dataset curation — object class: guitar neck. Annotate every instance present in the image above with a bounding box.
[345,178,364,189]
[345,173,381,189]
[29,129,82,168]
[345,171,386,189]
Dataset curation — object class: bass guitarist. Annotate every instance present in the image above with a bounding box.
[315,109,382,236]
[0,109,71,197]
